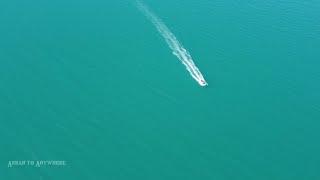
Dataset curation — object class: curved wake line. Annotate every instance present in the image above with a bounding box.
[137,1,208,86]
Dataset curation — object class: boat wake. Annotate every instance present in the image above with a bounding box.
[137,1,208,86]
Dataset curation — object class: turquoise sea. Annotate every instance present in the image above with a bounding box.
[1,0,319,179]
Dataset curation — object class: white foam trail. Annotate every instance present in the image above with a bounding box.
[137,1,208,86]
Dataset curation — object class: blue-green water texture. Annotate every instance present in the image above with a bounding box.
[1,0,319,179]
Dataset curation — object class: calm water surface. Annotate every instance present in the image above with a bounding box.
[1,0,319,179]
